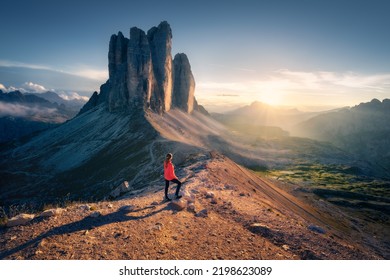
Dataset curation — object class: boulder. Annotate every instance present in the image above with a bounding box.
[40,208,65,217]
[7,213,35,227]
[79,204,91,211]
[169,200,186,211]
[109,181,130,198]
[184,193,196,203]
[154,222,164,231]
[195,209,208,218]
[90,211,102,218]
[308,224,326,234]
[119,205,135,213]
[210,198,218,205]
[205,192,215,199]
[187,203,196,213]
[248,223,272,237]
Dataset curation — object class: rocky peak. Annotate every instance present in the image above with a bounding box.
[108,32,129,80]
[127,27,152,109]
[172,53,195,113]
[147,21,173,113]
[79,21,204,115]
[354,98,390,113]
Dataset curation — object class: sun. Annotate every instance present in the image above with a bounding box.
[259,92,283,106]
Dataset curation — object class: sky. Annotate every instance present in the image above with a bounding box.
[1,0,389,112]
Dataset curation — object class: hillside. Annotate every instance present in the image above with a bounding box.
[293,99,390,173]
[1,152,387,260]
[0,90,84,143]
[0,104,162,206]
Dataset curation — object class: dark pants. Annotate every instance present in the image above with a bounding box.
[165,179,182,198]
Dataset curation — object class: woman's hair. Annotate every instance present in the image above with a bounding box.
[164,153,173,167]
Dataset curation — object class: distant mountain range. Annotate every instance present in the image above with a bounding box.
[0,90,86,143]
[212,101,321,138]
[293,98,390,173]
[213,99,390,174]
[212,99,390,174]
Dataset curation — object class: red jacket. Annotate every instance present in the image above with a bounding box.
[164,161,177,180]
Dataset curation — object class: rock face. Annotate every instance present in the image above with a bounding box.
[172,53,195,113]
[147,22,173,113]
[80,21,203,115]
[127,27,152,110]
[108,32,130,111]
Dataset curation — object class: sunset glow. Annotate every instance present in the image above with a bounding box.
[0,0,389,112]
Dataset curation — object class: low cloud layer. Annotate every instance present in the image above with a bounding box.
[0,101,57,118]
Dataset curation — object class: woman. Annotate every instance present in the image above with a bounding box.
[164,153,182,200]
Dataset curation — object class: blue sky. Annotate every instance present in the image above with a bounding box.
[1,0,389,111]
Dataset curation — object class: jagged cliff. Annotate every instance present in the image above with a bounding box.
[80,21,201,115]
[172,53,195,113]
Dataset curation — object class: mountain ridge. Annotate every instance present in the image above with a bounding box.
[1,151,387,260]
[212,101,322,133]
[293,98,390,173]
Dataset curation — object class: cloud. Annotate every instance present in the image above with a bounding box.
[274,70,390,92]
[0,82,49,94]
[0,101,57,118]
[58,91,89,102]
[199,70,390,93]
[207,63,256,73]
[22,82,48,93]
[196,70,390,111]
[0,59,107,82]
[72,68,108,81]
[198,70,390,101]
[0,60,53,71]
[0,84,21,93]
